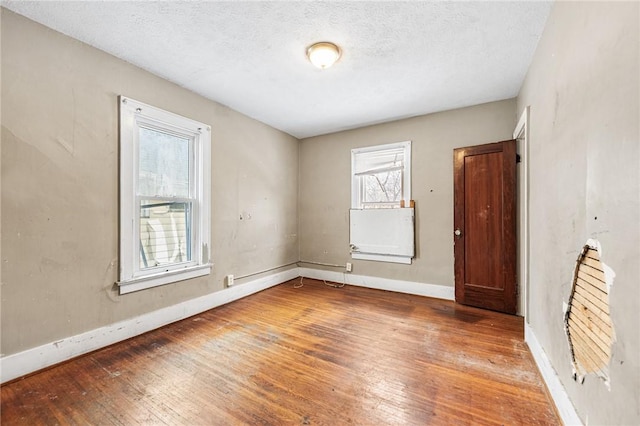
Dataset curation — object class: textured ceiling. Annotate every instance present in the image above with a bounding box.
[2,1,553,138]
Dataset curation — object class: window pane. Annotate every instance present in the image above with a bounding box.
[362,169,403,207]
[139,127,190,198]
[354,147,404,175]
[140,200,192,269]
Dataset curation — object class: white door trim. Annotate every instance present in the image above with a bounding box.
[513,106,530,320]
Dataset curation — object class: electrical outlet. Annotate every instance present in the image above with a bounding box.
[346,262,352,272]
[226,274,234,287]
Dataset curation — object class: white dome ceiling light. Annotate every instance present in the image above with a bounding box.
[306,42,341,69]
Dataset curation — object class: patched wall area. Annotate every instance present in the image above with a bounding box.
[565,240,615,388]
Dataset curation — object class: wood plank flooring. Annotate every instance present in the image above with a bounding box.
[1,278,559,425]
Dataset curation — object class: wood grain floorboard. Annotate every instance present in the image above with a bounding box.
[1,278,559,425]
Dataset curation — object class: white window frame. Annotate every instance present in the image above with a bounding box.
[351,141,412,209]
[118,96,211,294]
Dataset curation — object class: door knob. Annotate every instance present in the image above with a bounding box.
[454,228,462,237]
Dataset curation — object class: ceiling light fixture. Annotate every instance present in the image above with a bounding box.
[306,42,341,69]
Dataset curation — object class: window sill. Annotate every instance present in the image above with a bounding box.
[117,264,212,294]
[351,253,412,265]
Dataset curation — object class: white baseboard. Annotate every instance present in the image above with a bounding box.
[525,322,582,425]
[0,268,298,384]
[298,267,454,300]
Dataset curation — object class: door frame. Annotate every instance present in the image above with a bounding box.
[513,106,530,321]
[454,140,518,314]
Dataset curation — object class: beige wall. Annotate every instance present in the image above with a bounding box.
[0,9,299,356]
[517,2,639,424]
[299,99,516,286]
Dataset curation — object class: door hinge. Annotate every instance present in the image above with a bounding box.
[516,153,522,163]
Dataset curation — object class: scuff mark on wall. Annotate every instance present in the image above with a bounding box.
[102,259,119,302]
[564,238,616,389]
[54,136,74,155]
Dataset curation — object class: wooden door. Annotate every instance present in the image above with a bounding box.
[454,140,517,314]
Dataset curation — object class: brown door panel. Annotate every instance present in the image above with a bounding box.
[454,140,517,315]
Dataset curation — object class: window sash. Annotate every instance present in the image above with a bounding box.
[133,121,199,276]
[351,141,411,209]
[135,121,196,197]
[136,197,197,275]
[134,121,197,276]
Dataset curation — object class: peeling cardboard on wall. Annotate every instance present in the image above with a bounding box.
[564,238,616,390]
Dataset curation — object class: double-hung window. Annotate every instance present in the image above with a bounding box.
[118,96,211,294]
[351,141,411,209]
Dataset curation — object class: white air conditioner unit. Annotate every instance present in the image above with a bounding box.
[349,208,415,264]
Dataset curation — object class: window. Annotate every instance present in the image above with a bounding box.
[350,141,414,264]
[118,96,211,294]
[351,141,411,209]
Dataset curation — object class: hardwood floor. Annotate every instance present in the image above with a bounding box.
[1,278,559,425]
